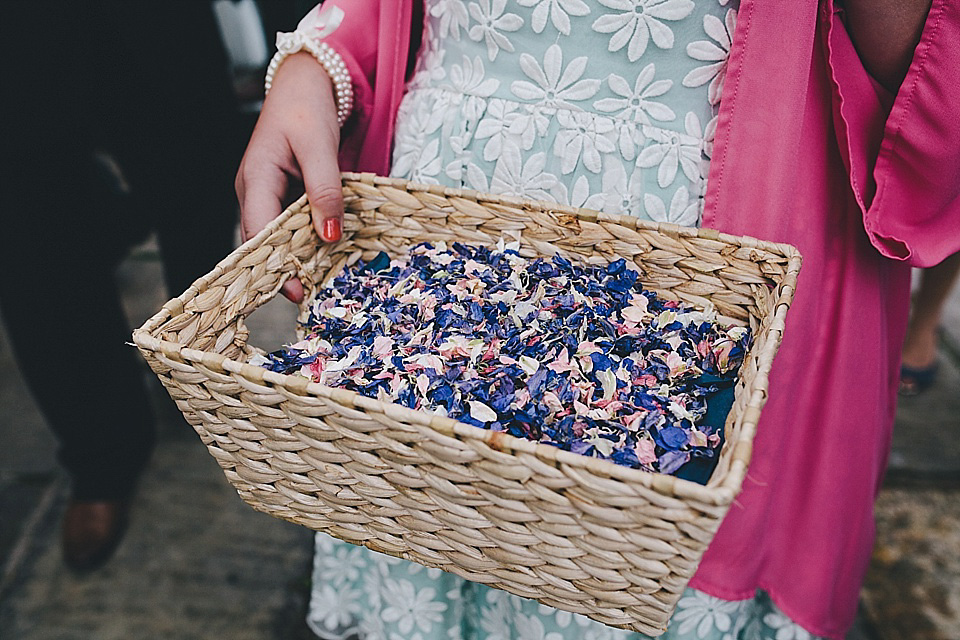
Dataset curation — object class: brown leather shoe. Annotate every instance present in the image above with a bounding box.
[61,500,130,574]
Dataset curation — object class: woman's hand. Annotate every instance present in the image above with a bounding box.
[235,52,344,302]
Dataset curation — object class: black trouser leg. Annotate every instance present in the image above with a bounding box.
[0,156,156,501]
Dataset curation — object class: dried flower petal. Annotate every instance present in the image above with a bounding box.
[252,242,751,484]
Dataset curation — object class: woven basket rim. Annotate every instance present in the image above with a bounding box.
[342,173,802,262]
[133,173,801,508]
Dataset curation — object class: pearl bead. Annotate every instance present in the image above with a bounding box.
[264,30,354,127]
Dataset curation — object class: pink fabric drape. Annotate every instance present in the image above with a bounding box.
[319,1,960,636]
[325,0,412,172]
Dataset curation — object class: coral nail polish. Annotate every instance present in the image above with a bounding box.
[323,217,341,242]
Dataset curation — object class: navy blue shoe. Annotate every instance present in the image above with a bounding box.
[899,362,939,396]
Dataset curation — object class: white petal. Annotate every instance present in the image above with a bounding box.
[468,24,485,42]
[485,34,500,61]
[499,142,523,174]
[468,2,485,23]
[703,13,730,49]
[593,97,628,113]
[725,10,738,44]
[601,161,627,193]
[592,13,632,35]
[558,55,589,89]
[524,151,548,175]
[482,133,504,162]
[445,158,463,181]
[560,79,601,101]
[643,101,676,122]
[682,62,722,88]
[531,1,549,32]
[708,71,725,105]
[496,14,524,31]
[658,146,679,187]
[646,0,694,20]
[475,117,502,140]
[618,125,637,160]
[627,22,650,61]
[518,52,548,87]
[511,80,545,101]
[646,17,675,50]
[687,40,726,62]
[560,0,591,16]
[673,201,700,227]
[560,137,583,174]
[643,78,673,98]
[637,144,667,168]
[550,179,570,205]
[634,62,657,92]
[583,143,602,173]
[571,175,591,207]
[583,192,606,210]
[527,173,558,193]
[594,134,616,153]
[697,616,714,639]
[519,355,540,374]
[607,73,632,98]
[644,193,667,220]
[491,30,515,55]
[466,163,490,191]
[475,77,501,96]
[613,21,639,55]
[596,0,632,10]
[669,185,690,213]
[679,150,701,183]
[704,115,718,141]
[469,401,498,422]
[542,44,564,86]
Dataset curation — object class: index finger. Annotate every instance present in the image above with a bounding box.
[238,168,305,303]
[238,171,286,244]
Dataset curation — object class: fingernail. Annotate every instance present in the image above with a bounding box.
[323,217,341,242]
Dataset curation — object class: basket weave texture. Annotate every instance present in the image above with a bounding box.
[133,173,800,636]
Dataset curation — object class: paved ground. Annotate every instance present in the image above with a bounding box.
[0,243,957,640]
[860,304,960,640]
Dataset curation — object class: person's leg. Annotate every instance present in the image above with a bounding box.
[0,151,157,569]
[900,251,960,394]
[0,3,156,571]
[105,2,246,296]
[0,154,156,493]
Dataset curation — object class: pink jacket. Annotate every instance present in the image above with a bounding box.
[322,1,960,636]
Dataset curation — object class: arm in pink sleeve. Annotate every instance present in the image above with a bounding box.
[301,0,415,174]
[825,0,960,267]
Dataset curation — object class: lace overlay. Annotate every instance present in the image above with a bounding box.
[391,0,741,225]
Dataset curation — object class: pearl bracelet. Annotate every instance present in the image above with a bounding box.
[265,35,354,128]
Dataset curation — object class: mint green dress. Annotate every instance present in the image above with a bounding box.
[308,1,825,639]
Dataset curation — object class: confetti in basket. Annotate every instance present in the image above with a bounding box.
[133,173,800,636]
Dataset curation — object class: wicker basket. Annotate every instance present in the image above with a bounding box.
[133,173,800,636]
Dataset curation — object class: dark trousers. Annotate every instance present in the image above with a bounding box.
[0,1,247,499]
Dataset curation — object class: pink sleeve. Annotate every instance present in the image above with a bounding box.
[825,0,960,267]
[309,0,380,171]
[311,0,415,174]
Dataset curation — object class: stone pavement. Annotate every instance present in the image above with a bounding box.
[0,243,958,640]
[859,283,960,640]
